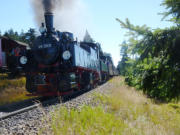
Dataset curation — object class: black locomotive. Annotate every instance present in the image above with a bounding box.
[21,12,118,96]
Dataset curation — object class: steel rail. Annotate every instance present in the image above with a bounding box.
[0,103,40,121]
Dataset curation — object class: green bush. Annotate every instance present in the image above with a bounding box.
[117,17,180,101]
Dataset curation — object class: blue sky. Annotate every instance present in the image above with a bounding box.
[0,0,173,66]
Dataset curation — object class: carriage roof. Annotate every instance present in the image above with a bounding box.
[0,36,29,48]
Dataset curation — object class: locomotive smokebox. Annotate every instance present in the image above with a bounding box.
[44,12,54,33]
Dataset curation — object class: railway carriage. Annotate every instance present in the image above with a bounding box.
[0,36,28,75]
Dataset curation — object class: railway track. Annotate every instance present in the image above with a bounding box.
[0,82,110,134]
[0,97,44,121]
[0,103,40,121]
[0,95,64,122]
[0,87,92,121]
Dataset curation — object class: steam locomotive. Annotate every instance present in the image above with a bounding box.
[20,12,118,96]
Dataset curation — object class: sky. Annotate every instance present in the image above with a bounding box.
[0,0,173,66]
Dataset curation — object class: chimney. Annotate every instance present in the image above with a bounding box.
[44,12,53,33]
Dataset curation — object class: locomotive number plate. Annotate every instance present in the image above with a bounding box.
[38,44,52,49]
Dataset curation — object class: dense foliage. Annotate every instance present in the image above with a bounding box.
[2,28,36,48]
[161,0,180,24]
[117,0,180,101]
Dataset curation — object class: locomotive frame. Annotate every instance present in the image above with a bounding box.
[22,12,118,97]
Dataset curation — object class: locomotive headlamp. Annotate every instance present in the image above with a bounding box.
[39,27,46,34]
[62,51,71,60]
[20,56,28,65]
[39,23,46,34]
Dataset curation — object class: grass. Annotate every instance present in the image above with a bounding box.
[46,106,127,135]
[0,76,26,91]
[0,73,32,105]
[40,77,180,135]
[100,77,180,135]
[0,87,31,105]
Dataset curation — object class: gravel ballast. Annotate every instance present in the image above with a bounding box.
[0,82,112,135]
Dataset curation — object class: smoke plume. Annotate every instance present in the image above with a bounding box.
[42,0,56,13]
[30,0,90,39]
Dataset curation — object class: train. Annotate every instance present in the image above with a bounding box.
[20,12,118,96]
[0,36,29,76]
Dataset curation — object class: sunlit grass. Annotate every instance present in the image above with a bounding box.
[40,77,180,135]
[42,106,127,135]
[0,87,30,105]
[0,73,8,79]
[97,77,180,135]
[0,74,32,105]
[0,77,26,91]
